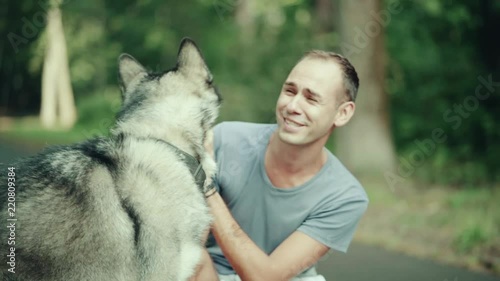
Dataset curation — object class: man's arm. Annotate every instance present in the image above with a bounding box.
[203,129,329,280]
[206,192,329,281]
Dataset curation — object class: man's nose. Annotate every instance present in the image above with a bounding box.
[286,94,302,114]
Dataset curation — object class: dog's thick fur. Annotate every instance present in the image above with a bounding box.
[0,38,221,281]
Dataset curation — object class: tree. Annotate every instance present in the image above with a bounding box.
[334,0,397,178]
[315,0,335,33]
[40,2,77,129]
[235,0,256,45]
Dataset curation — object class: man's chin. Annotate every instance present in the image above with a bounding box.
[277,129,305,145]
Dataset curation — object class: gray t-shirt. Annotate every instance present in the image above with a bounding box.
[207,122,369,276]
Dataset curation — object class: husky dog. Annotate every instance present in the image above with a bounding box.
[0,38,221,281]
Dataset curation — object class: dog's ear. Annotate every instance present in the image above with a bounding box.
[118,54,146,94]
[177,38,211,80]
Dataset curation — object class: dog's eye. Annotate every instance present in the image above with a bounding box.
[206,79,214,86]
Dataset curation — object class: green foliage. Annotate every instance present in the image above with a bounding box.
[74,86,121,138]
[1,0,499,187]
[447,188,495,209]
[453,225,488,253]
[0,1,46,115]
[444,188,499,253]
[387,0,500,186]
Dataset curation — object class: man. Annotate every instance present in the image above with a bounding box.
[193,50,369,281]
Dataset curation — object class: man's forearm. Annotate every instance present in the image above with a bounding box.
[206,192,283,281]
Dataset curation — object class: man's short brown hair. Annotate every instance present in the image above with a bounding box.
[300,50,359,102]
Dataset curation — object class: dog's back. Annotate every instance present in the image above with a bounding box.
[1,138,140,280]
[0,135,211,281]
[0,38,220,280]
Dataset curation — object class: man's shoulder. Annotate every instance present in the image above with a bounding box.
[321,151,369,203]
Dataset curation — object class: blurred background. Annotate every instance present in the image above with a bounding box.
[1,0,499,279]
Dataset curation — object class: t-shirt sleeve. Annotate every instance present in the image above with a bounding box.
[297,192,368,253]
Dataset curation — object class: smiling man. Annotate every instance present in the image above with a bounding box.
[192,51,369,281]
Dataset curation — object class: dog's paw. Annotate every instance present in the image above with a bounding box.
[201,154,216,192]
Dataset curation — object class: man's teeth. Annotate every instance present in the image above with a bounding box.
[285,118,301,127]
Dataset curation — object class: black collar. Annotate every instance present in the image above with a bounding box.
[161,141,206,192]
[167,142,207,191]
[122,135,207,192]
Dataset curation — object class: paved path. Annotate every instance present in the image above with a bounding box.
[1,139,499,281]
[317,243,499,281]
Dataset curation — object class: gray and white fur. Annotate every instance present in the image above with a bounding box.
[0,38,221,281]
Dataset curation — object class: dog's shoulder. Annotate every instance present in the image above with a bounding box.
[40,136,118,167]
[7,137,118,184]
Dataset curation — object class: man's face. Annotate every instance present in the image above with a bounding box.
[275,58,345,146]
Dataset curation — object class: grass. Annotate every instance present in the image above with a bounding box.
[2,116,105,146]
[355,178,500,275]
[1,91,118,146]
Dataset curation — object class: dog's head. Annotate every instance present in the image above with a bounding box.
[113,38,221,152]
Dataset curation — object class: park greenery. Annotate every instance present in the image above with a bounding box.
[1,0,499,274]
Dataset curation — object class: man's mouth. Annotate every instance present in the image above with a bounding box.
[284,117,304,127]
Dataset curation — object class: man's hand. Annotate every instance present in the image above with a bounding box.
[201,129,217,194]
[203,129,218,197]
[204,129,215,159]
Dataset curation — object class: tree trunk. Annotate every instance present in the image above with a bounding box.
[234,0,258,75]
[234,0,256,45]
[40,8,58,129]
[335,0,397,180]
[315,0,335,33]
[55,7,77,129]
[40,6,77,129]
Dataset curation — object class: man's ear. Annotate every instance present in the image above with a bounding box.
[333,101,355,127]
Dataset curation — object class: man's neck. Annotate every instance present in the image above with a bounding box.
[264,132,327,188]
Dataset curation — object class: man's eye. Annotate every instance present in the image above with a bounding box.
[285,89,295,94]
